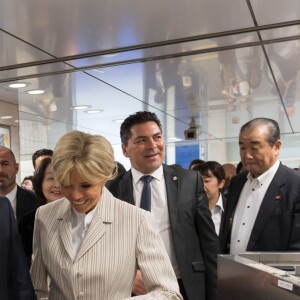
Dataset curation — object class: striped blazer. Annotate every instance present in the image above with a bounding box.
[30,187,182,300]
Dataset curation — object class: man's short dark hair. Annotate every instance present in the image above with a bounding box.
[240,118,280,147]
[120,111,162,146]
[188,159,205,170]
[22,175,33,182]
[0,146,16,162]
[32,149,53,168]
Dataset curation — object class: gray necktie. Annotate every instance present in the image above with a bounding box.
[140,175,153,212]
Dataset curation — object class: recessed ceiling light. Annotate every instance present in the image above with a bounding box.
[27,89,45,95]
[9,83,28,88]
[84,109,103,114]
[113,119,124,123]
[14,120,19,123]
[1,116,13,119]
[70,105,91,110]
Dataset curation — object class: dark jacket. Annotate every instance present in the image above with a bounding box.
[0,196,36,300]
[16,186,44,264]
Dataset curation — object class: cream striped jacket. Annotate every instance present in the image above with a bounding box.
[30,187,182,300]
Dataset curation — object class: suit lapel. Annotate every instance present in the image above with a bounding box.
[16,186,23,223]
[247,164,285,250]
[58,201,73,260]
[119,171,135,205]
[75,188,113,261]
[163,165,179,225]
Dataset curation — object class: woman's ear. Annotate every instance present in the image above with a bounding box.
[218,179,225,190]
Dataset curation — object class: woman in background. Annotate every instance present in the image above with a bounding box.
[193,161,226,238]
[30,130,182,300]
[32,157,62,203]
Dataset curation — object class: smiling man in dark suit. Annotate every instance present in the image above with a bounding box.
[108,111,220,300]
[221,118,300,254]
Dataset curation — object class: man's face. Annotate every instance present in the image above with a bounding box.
[0,150,19,193]
[122,121,165,174]
[239,125,281,178]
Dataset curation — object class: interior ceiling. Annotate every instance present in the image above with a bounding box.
[0,0,300,159]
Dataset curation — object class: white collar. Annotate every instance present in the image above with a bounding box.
[131,165,163,184]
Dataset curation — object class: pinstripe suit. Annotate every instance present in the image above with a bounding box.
[30,187,182,300]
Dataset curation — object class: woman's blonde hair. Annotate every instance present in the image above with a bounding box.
[52,130,117,186]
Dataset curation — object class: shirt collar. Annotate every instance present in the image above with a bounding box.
[131,165,163,184]
[5,184,17,202]
[247,159,280,186]
[215,193,224,212]
[72,202,97,227]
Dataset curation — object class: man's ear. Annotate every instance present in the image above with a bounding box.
[122,144,129,158]
[274,139,282,151]
[15,163,20,173]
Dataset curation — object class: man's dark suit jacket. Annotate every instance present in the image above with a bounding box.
[0,196,36,300]
[108,164,220,300]
[220,162,300,253]
[16,186,44,264]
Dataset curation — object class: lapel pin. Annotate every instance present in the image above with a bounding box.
[172,176,178,181]
[275,195,281,200]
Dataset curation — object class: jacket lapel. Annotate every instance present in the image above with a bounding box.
[75,188,113,261]
[163,165,179,225]
[247,164,285,250]
[119,171,135,205]
[58,201,73,260]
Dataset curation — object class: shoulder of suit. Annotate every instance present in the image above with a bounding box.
[37,197,67,215]
[17,185,37,198]
[164,164,198,178]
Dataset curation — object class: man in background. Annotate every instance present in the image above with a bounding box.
[32,148,53,170]
[108,111,220,300]
[0,146,42,264]
[222,163,236,197]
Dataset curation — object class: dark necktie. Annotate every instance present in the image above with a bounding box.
[140,175,153,212]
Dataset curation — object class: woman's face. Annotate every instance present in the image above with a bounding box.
[61,168,103,214]
[202,170,224,202]
[42,164,62,202]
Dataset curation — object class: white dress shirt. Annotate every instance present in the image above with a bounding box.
[71,205,97,261]
[131,166,180,278]
[230,160,280,254]
[5,184,17,218]
[210,193,224,236]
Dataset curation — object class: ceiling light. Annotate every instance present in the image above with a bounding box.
[14,120,19,123]
[84,109,103,114]
[71,105,91,110]
[27,89,45,95]
[114,119,124,123]
[1,116,13,119]
[9,83,28,88]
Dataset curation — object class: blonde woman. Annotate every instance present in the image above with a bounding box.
[30,130,182,300]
